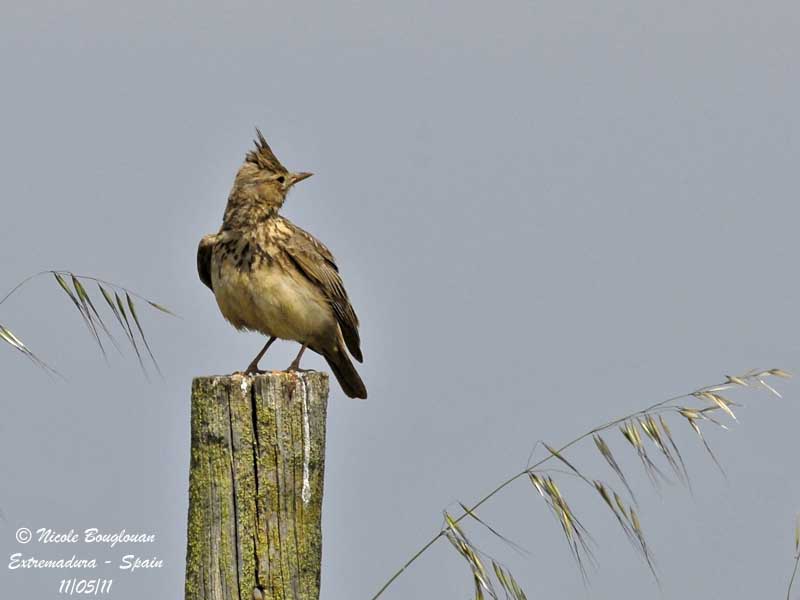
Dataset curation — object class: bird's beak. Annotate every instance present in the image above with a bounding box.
[290,172,313,187]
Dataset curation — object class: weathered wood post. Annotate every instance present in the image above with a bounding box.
[185,371,329,600]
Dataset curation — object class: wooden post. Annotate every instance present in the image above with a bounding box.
[185,372,329,600]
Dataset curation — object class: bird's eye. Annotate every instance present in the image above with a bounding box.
[276,175,286,184]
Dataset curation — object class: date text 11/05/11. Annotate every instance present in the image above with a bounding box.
[59,579,113,595]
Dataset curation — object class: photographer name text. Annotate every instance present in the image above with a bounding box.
[9,526,163,595]
[33,528,155,548]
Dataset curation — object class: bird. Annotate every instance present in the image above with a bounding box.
[197,130,367,399]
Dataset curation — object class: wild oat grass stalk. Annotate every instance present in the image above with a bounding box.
[0,270,174,377]
[371,368,791,599]
[788,514,800,600]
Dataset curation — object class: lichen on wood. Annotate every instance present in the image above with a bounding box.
[185,371,329,600]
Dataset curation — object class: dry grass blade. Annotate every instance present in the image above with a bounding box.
[492,561,527,600]
[0,269,180,377]
[759,378,783,398]
[790,557,800,600]
[742,368,788,398]
[70,274,107,358]
[593,434,637,504]
[796,514,800,555]
[528,473,595,576]
[0,323,58,375]
[549,477,595,576]
[444,512,497,600]
[445,503,526,600]
[613,490,627,518]
[725,374,750,387]
[0,324,30,355]
[657,415,692,490]
[146,300,177,316]
[529,472,546,498]
[98,284,133,345]
[591,479,656,577]
[0,270,179,376]
[694,391,738,421]
[593,481,635,542]
[126,292,162,376]
[72,276,122,355]
[628,506,657,579]
[639,416,684,484]
[679,410,727,477]
[458,503,527,556]
[620,420,668,486]
[114,291,147,374]
[53,273,98,343]
[370,368,790,600]
[788,514,800,600]
[544,443,584,480]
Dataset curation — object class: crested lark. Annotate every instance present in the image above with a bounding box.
[198,130,367,399]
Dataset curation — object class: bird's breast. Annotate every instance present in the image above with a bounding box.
[211,242,334,343]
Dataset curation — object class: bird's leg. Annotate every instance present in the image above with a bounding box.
[287,344,309,371]
[245,337,276,374]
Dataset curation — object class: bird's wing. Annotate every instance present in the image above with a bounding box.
[197,234,218,291]
[282,219,363,362]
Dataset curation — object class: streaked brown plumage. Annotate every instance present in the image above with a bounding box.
[198,130,366,398]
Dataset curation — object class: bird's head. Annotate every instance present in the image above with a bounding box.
[233,129,313,213]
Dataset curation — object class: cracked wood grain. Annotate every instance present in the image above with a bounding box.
[186,371,328,600]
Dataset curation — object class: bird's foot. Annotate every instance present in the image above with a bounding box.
[286,344,309,372]
[239,337,276,377]
[286,365,312,372]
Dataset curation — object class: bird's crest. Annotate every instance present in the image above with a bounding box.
[246,129,288,173]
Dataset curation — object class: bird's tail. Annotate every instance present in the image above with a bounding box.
[323,346,367,399]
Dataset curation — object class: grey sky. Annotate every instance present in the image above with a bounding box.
[1,1,799,598]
